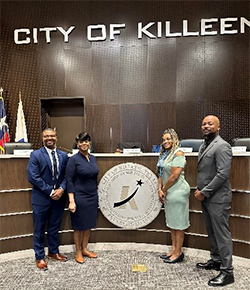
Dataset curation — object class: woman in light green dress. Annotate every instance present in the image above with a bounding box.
[157,128,190,263]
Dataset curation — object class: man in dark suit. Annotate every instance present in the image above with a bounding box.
[194,115,234,287]
[27,128,68,270]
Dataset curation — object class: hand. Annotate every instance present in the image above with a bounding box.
[50,188,63,200]
[69,200,76,213]
[194,189,205,201]
[158,189,166,203]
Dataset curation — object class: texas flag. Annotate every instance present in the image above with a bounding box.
[0,96,10,153]
[15,96,28,142]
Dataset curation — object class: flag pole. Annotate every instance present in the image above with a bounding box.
[0,88,3,154]
[15,90,28,143]
[0,87,6,154]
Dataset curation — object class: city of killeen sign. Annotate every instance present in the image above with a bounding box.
[98,162,162,229]
[14,17,250,44]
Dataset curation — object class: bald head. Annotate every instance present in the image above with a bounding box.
[201,115,220,140]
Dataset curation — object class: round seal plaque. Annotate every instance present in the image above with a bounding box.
[98,162,162,229]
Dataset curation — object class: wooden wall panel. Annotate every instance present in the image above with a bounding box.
[230,217,250,242]
[176,40,205,102]
[189,190,203,212]
[120,46,148,104]
[0,158,30,190]
[230,156,250,191]
[64,48,93,98]
[204,40,234,101]
[0,156,249,258]
[204,100,234,143]
[234,37,250,100]
[148,102,176,151]
[1,1,249,152]
[231,192,250,217]
[121,104,148,150]
[0,214,33,238]
[0,237,33,254]
[147,42,177,103]
[0,191,32,214]
[86,104,121,153]
[176,102,205,140]
[92,47,120,105]
[235,99,250,137]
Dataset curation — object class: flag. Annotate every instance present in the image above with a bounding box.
[15,96,28,142]
[0,96,10,153]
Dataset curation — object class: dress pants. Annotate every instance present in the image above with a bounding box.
[201,200,233,274]
[32,201,64,260]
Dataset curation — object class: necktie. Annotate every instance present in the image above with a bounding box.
[51,150,58,188]
[200,142,208,155]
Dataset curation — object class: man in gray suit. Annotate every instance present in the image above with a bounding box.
[194,115,234,287]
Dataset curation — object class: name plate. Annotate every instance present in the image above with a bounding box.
[180,147,193,152]
[232,146,247,153]
[13,149,33,156]
[123,148,141,154]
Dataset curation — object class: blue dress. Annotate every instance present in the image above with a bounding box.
[66,152,99,230]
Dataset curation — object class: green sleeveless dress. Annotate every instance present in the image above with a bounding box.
[162,153,190,230]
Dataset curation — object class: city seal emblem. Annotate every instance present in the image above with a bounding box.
[98,162,162,229]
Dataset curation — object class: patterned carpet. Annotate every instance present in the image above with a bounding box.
[0,244,250,290]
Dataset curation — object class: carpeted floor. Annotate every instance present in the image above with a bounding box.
[0,243,249,290]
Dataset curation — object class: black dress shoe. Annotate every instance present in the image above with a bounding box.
[160,254,171,260]
[196,259,221,271]
[163,252,184,264]
[208,271,234,286]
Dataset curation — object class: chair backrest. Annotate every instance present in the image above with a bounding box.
[4,142,33,154]
[179,139,203,152]
[233,138,250,151]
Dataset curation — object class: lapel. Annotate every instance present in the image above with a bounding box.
[57,149,62,176]
[41,146,53,174]
[198,135,219,163]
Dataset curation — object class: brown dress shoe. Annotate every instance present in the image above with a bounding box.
[75,252,85,264]
[48,253,67,262]
[36,259,48,270]
[82,250,98,258]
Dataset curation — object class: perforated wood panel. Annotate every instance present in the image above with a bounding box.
[1,1,249,151]
[121,104,148,148]
[85,104,120,153]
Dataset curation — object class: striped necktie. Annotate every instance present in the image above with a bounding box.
[51,150,58,187]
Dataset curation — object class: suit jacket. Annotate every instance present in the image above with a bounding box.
[197,135,232,203]
[27,146,69,206]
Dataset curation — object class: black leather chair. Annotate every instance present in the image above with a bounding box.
[233,138,250,151]
[4,142,33,154]
[179,139,203,152]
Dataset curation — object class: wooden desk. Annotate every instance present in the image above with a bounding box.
[0,153,249,258]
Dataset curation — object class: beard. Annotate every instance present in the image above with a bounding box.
[203,130,217,140]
